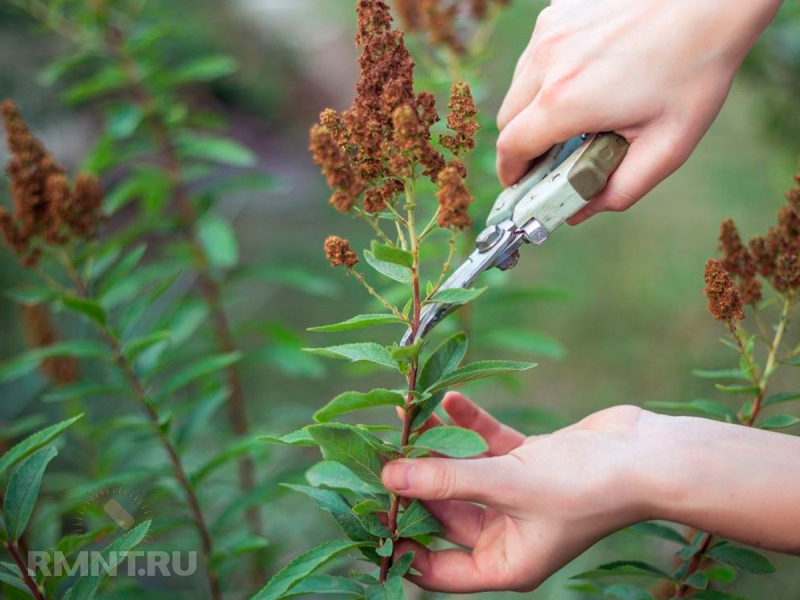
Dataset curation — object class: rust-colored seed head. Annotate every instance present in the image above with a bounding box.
[309,124,364,212]
[436,162,473,230]
[0,100,104,267]
[703,259,744,323]
[718,218,760,304]
[324,235,359,268]
[440,81,480,156]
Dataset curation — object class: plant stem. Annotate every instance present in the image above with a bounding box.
[352,271,409,322]
[380,181,423,583]
[105,30,264,548]
[674,297,793,596]
[8,540,45,600]
[61,254,222,600]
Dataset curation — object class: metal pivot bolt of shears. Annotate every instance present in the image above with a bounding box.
[401,132,629,346]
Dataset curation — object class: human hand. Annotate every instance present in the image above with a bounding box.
[382,394,654,592]
[496,0,784,224]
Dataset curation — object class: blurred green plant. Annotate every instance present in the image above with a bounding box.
[570,158,800,599]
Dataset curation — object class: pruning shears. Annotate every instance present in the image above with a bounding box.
[401,132,629,346]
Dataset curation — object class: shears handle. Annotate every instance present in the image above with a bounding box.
[487,133,629,232]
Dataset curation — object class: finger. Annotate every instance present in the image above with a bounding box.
[496,97,585,187]
[382,456,516,507]
[421,499,485,548]
[566,129,689,225]
[393,540,509,593]
[497,63,542,132]
[442,392,526,455]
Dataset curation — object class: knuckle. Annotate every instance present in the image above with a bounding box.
[436,464,459,499]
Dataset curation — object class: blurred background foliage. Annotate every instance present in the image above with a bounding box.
[0,0,799,598]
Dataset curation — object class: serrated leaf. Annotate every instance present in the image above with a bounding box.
[177,133,257,167]
[425,360,536,394]
[62,520,150,600]
[396,501,441,538]
[364,250,411,284]
[371,242,413,268]
[763,391,800,407]
[173,55,238,82]
[252,540,366,600]
[283,575,364,598]
[197,214,239,269]
[305,461,384,495]
[412,332,468,428]
[305,343,396,369]
[570,560,673,581]
[758,414,800,429]
[4,446,58,540]
[408,426,487,458]
[426,287,486,305]
[160,352,242,398]
[628,522,688,545]
[314,389,405,423]
[283,484,373,542]
[308,424,387,489]
[309,314,406,332]
[259,427,315,447]
[645,400,736,420]
[365,576,406,600]
[0,415,82,477]
[0,569,30,594]
[707,543,775,574]
[61,295,107,325]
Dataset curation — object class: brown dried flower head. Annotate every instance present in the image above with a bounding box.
[436,162,473,230]
[440,81,480,156]
[703,259,744,323]
[324,235,359,268]
[0,100,104,267]
[718,218,761,304]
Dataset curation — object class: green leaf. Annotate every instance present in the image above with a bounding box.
[396,501,442,538]
[376,538,393,557]
[389,339,424,364]
[763,391,800,407]
[425,360,536,394]
[645,400,736,420]
[4,286,55,306]
[484,329,566,360]
[352,499,386,515]
[703,565,736,584]
[173,55,238,82]
[365,577,406,600]
[603,584,655,600]
[691,368,750,380]
[692,592,749,600]
[628,522,688,545]
[61,295,107,325]
[308,424,387,489]
[426,287,486,305]
[371,242,413,268]
[107,104,143,140]
[176,133,257,167]
[197,214,239,269]
[715,383,761,395]
[305,343,396,369]
[63,65,125,104]
[0,415,82,477]
[364,250,411,284]
[160,352,242,397]
[315,389,405,423]
[408,426,487,458]
[43,383,119,404]
[283,484,373,542]
[309,314,406,332]
[4,446,58,540]
[570,560,673,581]
[283,575,364,598]
[63,521,150,600]
[259,427,316,447]
[191,437,263,484]
[684,571,709,590]
[122,331,172,362]
[389,552,415,578]
[0,342,107,383]
[412,332,468,428]
[707,543,775,574]
[252,540,366,600]
[305,461,384,495]
[758,414,800,429]
[0,568,30,594]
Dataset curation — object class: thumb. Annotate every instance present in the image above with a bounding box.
[381,456,516,507]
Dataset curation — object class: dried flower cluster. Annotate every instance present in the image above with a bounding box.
[394,0,511,54]
[703,258,745,323]
[324,235,359,268]
[309,0,478,230]
[0,100,103,267]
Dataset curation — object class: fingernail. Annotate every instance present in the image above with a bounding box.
[384,462,415,492]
